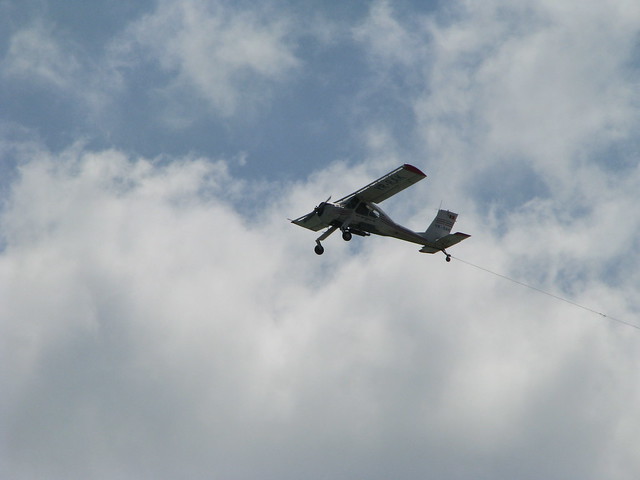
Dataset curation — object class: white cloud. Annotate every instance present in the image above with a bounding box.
[1,142,639,479]
[2,20,81,90]
[352,0,426,67]
[355,0,640,194]
[0,0,301,131]
[1,19,124,128]
[2,1,640,479]
[116,0,299,119]
[353,0,640,300]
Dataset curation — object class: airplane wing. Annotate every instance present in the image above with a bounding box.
[290,210,330,231]
[335,164,427,205]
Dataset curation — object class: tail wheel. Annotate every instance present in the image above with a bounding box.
[314,245,325,255]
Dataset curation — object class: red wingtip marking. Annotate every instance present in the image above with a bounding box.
[403,164,427,177]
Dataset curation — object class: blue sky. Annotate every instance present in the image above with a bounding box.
[0,0,431,180]
[2,1,640,479]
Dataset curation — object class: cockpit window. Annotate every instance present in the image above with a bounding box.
[345,197,359,209]
[355,202,370,215]
[354,201,381,218]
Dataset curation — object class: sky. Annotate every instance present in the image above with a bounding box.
[1,0,640,479]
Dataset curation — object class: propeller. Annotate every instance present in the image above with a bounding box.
[297,196,332,224]
[314,196,331,217]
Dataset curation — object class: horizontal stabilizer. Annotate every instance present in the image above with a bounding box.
[419,232,470,253]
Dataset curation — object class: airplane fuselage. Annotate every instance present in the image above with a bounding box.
[321,202,429,246]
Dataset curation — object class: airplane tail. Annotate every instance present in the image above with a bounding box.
[423,209,458,242]
[419,209,470,254]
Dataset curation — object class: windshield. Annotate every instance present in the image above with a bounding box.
[355,202,381,218]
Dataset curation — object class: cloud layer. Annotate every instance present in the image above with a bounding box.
[2,1,640,479]
[2,141,639,479]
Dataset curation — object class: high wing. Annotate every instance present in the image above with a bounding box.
[290,208,330,231]
[291,164,426,232]
[335,164,427,205]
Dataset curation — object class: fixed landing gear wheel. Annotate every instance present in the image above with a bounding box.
[445,255,451,262]
[314,245,325,255]
[342,231,352,241]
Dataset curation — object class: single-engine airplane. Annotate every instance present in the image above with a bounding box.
[291,164,470,261]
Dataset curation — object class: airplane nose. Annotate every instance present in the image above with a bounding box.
[314,196,332,217]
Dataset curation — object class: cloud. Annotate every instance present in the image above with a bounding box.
[355,0,640,195]
[354,0,640,296]
[2,1,640,479]
[0,1,300,137]
[115,0,299,119]
[1,18,125,133]
[352,0,427,68]
[1,142,639,479]
[2,20,81,90]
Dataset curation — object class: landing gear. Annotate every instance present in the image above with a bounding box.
[446,254,451,262]
[342,230,352,241]
[313,225,338,256]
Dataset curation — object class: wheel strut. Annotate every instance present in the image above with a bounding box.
[313,225,338,255]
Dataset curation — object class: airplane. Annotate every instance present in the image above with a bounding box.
[291,164,470,261]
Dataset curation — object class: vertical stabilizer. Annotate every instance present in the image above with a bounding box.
[423,209,458,241]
